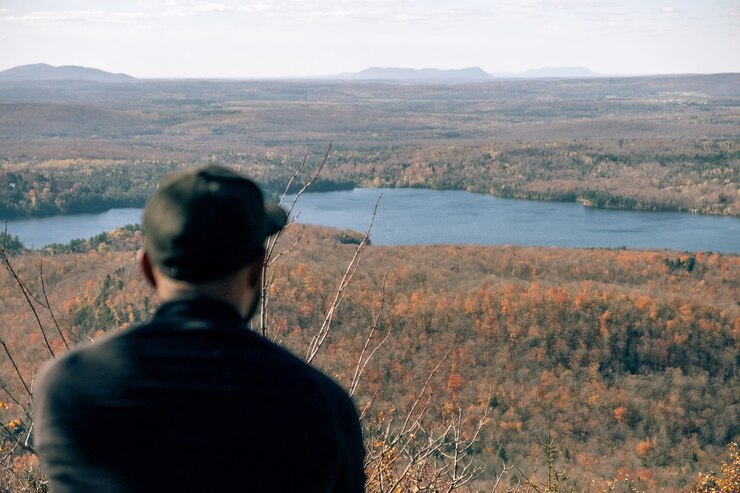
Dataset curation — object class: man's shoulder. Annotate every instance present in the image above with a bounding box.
[34,332,120,400]
[44,317,350,394]
[36,312,356,419]
[239,329,355,407]
[37,324,134,373]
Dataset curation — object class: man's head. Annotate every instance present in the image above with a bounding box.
[139,165,287,316]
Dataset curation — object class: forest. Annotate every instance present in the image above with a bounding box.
[0,223,737,491]
[0,74,738,491]
[0,74,738,217]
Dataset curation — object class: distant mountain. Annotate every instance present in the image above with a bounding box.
[337,66,493,81]
[0,63,136,82]
[333,66,602,81]
[492,67,600,79]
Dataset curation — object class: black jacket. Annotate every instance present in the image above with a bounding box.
[34,297,366,492]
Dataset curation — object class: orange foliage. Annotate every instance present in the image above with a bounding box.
[614,406,628,424]
[446,373,464,392]
[635,439,654,459]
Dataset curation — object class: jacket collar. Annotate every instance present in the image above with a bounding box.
[152,297,246,328]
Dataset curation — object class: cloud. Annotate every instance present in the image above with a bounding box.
[0,0,732,34]
[0,1,459,30]
[193,3,226,13]
[0,1,232,24]
[395,13,428,22]
[0,10,112,23]
[494,0,617,13]
[229,0,426,23]
[0,0,503,27]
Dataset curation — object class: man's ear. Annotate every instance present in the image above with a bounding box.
[246,249,266,289]
[137,248,157,288]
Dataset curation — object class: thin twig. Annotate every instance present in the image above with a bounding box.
[260,144,332,337]
[0,251,55,357]
[306,194,381,364]
[490,460,514,493]
[0,423,35,455]
[349,270,390,397]
[0,381,31,422]
[358,387,381,422]
[400,327,458,436]
[0,333,32,398]
[39,261,69,350]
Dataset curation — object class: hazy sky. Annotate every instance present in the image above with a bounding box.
[0,0,738,78]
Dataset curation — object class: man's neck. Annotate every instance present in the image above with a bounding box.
[154,273,256,319]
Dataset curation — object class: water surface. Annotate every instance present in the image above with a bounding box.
[285,189,739,252]
[4,189,739,253]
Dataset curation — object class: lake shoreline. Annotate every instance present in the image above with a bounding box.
[3,183,738,221]
[7,188,737,253]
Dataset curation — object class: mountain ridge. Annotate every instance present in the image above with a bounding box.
[0,63,136,82]
[341,66,492,81]
[332,66,601,81]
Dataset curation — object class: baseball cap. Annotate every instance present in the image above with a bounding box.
[142,165,288,282]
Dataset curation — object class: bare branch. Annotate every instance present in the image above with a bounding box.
[364,329,473,492]
[265,233,302,268]
[348,270,390,397]
[0,250,56,358]
[260,143,332,337]
[490,460,514,493]
[0,381,31,422]
[39,261,70,350]
[283,143,332,217]
[279,154,310,207]
[0,422,35,455]
[0,440,28,489]
[0,331,32,398]
[306,194,381,364]
[400,328,458,436]
[438,404,492,492]
[358,387,381,422]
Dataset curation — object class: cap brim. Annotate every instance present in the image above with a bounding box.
[264,202,288,236]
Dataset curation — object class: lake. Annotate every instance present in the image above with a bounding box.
[4,188,740,253]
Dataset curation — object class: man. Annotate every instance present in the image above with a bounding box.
[33,165,366,492]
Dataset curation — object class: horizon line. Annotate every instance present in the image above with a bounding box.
[1,63,739,81]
